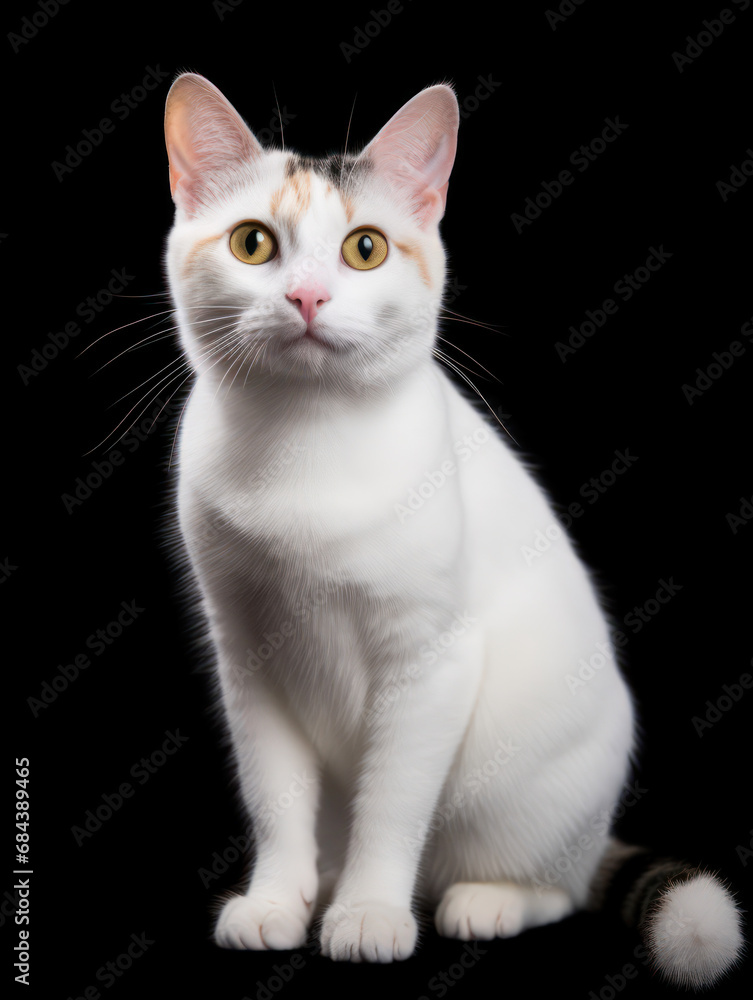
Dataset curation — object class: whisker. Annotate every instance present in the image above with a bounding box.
[433,345,489,383]
[438,309,506,335]
[84,328,242,454]
[436,335,502,384]
[78,303,251,359]
[96,315,247,390]
[433,350,518,448]
[167,376,198,472]
[341,93,358,186]
[168,328,255,470]
[211,328,249,405]
[77,308,178,358]
[105,340,213,408]
[112,291,174,299]
[224,338,256,399]
[272,82,285,152]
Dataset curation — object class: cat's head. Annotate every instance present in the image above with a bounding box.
[164,74,459,398]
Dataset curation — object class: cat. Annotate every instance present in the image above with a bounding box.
[162,72,744,988]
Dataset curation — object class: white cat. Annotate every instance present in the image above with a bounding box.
[162,73,743,988]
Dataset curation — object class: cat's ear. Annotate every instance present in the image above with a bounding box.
[361,85,459,228]
[164,73,263,216]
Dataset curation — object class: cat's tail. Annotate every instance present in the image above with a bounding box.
[589,839,745,990]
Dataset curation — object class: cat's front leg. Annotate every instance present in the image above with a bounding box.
[213,662,320,951]
[320,632,482,962]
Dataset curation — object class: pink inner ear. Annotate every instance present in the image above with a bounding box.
[164,74,263,215]
[362,85,459,227]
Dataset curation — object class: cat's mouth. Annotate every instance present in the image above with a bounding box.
[277,321,347,354]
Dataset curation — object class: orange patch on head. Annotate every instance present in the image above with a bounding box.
[270,185,285,219]
[270,171,313,226]
[340,193,355,224]
[182,233,223,277]
[395,239,431,287]
[289,171,312,218]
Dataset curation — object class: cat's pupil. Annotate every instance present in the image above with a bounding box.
[358,235,373,260]
[245,230,264,257]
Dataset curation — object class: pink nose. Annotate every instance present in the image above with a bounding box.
[286,283,331,324]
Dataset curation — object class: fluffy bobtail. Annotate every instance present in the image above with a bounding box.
[590,840,745,990]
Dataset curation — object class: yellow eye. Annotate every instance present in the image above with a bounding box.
[229,221,278,264]
[342,227,388,270]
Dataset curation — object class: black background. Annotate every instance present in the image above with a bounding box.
[6,1,753,997]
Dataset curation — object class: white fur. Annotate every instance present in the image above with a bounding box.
[162,74,741,980]
[645,872,744,989]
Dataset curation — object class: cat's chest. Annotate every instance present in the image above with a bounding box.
[179,376,463,570]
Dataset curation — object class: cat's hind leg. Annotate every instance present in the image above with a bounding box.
[435,881,574,940]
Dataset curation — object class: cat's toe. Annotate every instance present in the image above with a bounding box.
[215,893,310,950]
[320,901,417,962]
[435,882,526,940]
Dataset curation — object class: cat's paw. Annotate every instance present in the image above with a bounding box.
[215,893,311,950]
[319,900,417,962]
[435,882,527,940]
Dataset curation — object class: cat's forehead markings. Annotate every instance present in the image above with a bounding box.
[269,169,312,225]
[284,152,371,224]
[340,194,355,224]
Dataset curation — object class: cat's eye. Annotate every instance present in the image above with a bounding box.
[229,221,278,265]
[341,227,388,270]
